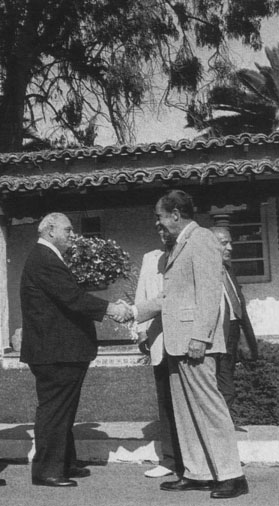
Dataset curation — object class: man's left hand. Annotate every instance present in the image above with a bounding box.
[188,339,207,360]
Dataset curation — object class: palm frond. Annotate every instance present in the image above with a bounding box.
[237,69,274,103]
[264,44,279,103]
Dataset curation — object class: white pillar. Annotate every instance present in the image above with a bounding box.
[0,212,10,355]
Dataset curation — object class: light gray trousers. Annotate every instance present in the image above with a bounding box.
[168,354,243,481]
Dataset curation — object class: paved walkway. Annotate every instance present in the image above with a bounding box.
[0,461,278,506]
[0,422,279,465]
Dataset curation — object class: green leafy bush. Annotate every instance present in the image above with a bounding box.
[63,234,130,288]
[233,340,279,425]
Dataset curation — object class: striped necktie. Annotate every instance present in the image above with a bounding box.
[223,269,242,319]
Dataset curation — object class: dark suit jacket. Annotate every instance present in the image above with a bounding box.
[20,243,109,364]
[225,264,258,361]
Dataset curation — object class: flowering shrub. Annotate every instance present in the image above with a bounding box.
[232,339,279,425]
[64,234,130,288]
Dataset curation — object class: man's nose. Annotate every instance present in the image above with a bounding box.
[227,242,233,251]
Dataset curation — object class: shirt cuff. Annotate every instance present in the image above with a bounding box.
[132,305,138,320]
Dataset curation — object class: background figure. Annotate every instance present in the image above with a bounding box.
[135,236,183,479]
[135,190,248,499]
[211,227,258,418]
[20,213,130,488]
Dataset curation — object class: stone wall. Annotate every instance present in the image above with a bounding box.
[0,215,9,352]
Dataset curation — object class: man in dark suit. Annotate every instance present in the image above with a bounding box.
[20,212,131,487]
[211,227,258,415]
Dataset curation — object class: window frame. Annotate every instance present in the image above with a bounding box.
[81,215,102,238]
[230,203,270,284]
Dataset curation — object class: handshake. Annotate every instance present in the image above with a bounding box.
[106,300,135,323]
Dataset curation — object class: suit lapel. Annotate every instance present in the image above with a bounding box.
[165,221,199,271]
[226,265,245,309]
[226,265,241,298]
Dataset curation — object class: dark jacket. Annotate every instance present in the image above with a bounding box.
[20,243,109,364]
[225,264,258,361]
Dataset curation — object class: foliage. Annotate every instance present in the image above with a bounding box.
[1,0,279,151]
[63,234,130,289]
[170,53,203,92]
[233,340,279,425]
[188,42,279,137]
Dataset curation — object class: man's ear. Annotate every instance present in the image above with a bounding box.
[49,225,55,238]
[172,208,180,221]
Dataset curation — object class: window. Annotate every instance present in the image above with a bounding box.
[81,216,101,238]
[230,203,270,283]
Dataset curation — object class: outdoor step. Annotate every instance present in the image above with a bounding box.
[0,422,279,464]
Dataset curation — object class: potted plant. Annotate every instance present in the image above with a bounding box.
[63,234,131,289]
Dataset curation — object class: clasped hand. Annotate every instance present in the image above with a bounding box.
[107,299,134,323]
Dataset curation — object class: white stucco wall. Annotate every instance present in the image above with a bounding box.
[0,215,9,353]
[242,198,279,338]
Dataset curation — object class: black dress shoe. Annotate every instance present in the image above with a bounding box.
[32,477,77,487]
[210,476,249,499]
[0,478,6,486]
[160,477,215,491]
[68,467,91,478]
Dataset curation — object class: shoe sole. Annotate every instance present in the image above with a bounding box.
[160,486,213,491]
[211,488,249,499]
[145,472,173,478]
[32,480,77,487]
[68,473,91,478]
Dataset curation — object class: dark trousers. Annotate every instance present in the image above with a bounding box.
[154,358,183,475]
[29,362,89,479]
[216,320,240,413]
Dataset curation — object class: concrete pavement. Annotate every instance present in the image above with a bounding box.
[0,461,278,506]
[0,421,279,465]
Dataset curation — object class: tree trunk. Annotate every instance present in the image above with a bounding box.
[0,59,29,153]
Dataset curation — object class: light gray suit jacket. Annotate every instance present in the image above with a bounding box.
[136,221,226,356]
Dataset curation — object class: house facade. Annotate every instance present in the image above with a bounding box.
[1,132,279,366]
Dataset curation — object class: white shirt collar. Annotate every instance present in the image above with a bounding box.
[176,221,193,244]
[38,237,64,263]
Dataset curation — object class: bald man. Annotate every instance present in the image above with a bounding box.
[211,227,258,415]
[20,213,131,487]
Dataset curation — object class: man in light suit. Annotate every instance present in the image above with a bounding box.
[135,190,248,499]
[211,227,258,415]
[20,213,131,487]
[135,232,183,478]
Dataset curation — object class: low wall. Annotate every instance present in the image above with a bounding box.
[0,362,158,424]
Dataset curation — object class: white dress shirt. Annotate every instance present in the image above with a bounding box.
[38,237,65,263]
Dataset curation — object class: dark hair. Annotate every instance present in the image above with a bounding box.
[158,190,194,219]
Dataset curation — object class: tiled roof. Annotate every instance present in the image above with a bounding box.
[0,132,279,192]
[1,132,279,165]
[0,158,278,193]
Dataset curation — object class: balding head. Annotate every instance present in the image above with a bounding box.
[38,213,74,254]
[210,226,232,265]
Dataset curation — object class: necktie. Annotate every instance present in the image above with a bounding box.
[223,269,242,319]
[164,242,176,269]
